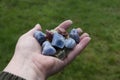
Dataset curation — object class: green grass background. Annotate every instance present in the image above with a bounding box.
[0,0,120,80]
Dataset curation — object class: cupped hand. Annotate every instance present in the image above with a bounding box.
[4,20,91,80]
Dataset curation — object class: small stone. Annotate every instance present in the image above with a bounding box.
[51,32,65,49]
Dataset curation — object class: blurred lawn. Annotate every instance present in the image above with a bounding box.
[0,0,120,80]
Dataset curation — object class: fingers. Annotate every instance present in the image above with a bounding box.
[26,24,42,36]
[55,20,73,31]
[27,20,72,36]
[80,33,89,40]
[64,36,91,65]
[77,28,83,35]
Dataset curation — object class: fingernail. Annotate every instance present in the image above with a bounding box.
[77,28,83,34]
[67,20,73,24]
[35,24,41,30]
[35,24,40,27]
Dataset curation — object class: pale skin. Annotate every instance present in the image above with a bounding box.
[4,20,91,80]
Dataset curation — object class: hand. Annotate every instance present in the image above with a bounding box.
[4,20,91,80]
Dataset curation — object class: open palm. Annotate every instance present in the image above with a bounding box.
[4,20,91,80]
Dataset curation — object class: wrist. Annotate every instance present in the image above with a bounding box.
[4,54,46,80]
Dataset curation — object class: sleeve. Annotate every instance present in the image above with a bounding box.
[0,71,25,80]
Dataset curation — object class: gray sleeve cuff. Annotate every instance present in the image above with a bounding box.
[0,71,25,80]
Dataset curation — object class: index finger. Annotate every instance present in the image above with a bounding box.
[55,20,73,31]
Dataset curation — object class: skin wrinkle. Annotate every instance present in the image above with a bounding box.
[46,58,64,77]
[32,54,56,77]
[32,56,45,78]
[32,55,46,80]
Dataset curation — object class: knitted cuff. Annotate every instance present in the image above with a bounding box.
[0,71,25,80]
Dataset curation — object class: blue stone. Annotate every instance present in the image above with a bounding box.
[34,31,46,44]
[42,41,51,48]
[69,29,80,43]
[65,38,76,49]
[42,41,56,55]
[42,45,56,56]
[51,32,65,48]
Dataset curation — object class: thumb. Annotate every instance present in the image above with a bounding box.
[26,24,42,36]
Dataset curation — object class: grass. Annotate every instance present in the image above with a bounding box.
[0,0,120,80]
